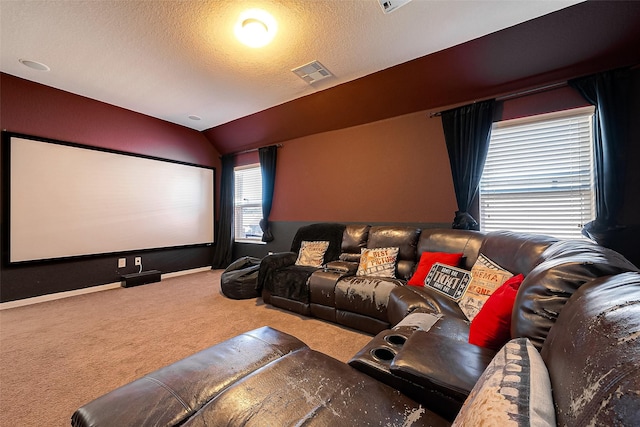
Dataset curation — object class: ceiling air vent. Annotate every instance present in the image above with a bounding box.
[378,0,412,14]
[292,61,332,84]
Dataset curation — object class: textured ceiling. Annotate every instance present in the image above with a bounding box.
[0,0,583,133]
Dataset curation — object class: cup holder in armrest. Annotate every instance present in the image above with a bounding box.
[371,347,396,362]
[384,334,407,347]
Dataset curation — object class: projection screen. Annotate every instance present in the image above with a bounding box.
[7,134,215,263]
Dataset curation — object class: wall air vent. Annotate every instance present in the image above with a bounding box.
[378,0,412,14]
[291,60,332,84]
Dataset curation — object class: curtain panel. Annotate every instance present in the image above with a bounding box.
[212,154,235,269]
[441,99,496,230]
[569,67,633,241]
[258,145,277,242]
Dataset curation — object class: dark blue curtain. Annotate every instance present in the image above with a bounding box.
[441,100,496,230]
[258,145,277,242]
[212,154,235,269]
[569,67,632,241]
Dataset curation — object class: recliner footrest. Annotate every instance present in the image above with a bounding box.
[71,327,307,427]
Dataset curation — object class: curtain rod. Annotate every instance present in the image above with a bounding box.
[232,143,283,156]
[428,81,568,118]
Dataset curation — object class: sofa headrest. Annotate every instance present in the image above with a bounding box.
[416,229,485,270]
[290,223,346,263]
[512,239,639,350]
[479,230,557,276]
[540,272,640,426]
[341,224,370,255]
[367,226,420,280]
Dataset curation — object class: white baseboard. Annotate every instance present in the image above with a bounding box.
[161,266,211,279]
[0,266,212,310]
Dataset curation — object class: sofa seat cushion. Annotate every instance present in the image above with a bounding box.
[269,265,318,303]
[335,276,404,321]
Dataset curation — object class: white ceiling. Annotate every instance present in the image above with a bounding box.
[0,0,583,132]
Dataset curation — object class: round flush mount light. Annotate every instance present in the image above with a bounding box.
[234,9,277,48]
[19,58,50,71]
[188,115,202,121]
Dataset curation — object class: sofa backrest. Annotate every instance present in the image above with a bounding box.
[540,272,640,426]
[512,239,639,350]
[366,226,421,280]
[290,223,346,263]
[478,231,558,276]
[339,224,370,262]
[416,229,485,270]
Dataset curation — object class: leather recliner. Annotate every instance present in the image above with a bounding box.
[71,272,640,426]
[257,222,347,315]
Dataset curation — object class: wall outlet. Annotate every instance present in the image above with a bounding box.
[135,257,142,266]
[118,258,126,268]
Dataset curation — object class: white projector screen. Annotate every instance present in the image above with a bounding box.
[8,135,215,263]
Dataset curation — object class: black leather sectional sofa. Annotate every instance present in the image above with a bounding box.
[72,223,640,426]
[258,223,634,346]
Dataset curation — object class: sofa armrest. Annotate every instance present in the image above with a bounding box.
[388,285,467,326]
[324,260,358,275]
[390,330,496,401]
[257,251,297,293]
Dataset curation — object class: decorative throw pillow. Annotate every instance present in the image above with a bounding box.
[424,263,472,301]
[458,254,513,321]
[356,247,399,278]
[452,338,556,427]
[294,241,329,268]
[468,274,525,350]
[407,252,463,287]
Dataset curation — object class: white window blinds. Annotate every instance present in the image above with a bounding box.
[234,164,263,241]
[479,106,595,239]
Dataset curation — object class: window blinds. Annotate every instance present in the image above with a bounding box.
[234,165,264,241]
[479,107,595,240]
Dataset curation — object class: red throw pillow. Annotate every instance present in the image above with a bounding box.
[408,252,463,287]
[468,274,525,350]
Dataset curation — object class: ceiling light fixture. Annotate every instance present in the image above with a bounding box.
[234,9,277,48]
[19,58,50,71]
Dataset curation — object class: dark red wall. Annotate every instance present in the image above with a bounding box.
[1,73,219,166]
[0,73,221,302]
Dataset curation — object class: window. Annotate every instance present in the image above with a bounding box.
[234,164,263,242]
[479,107,595,239]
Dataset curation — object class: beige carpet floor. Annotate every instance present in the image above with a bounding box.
[0,270,372,427]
